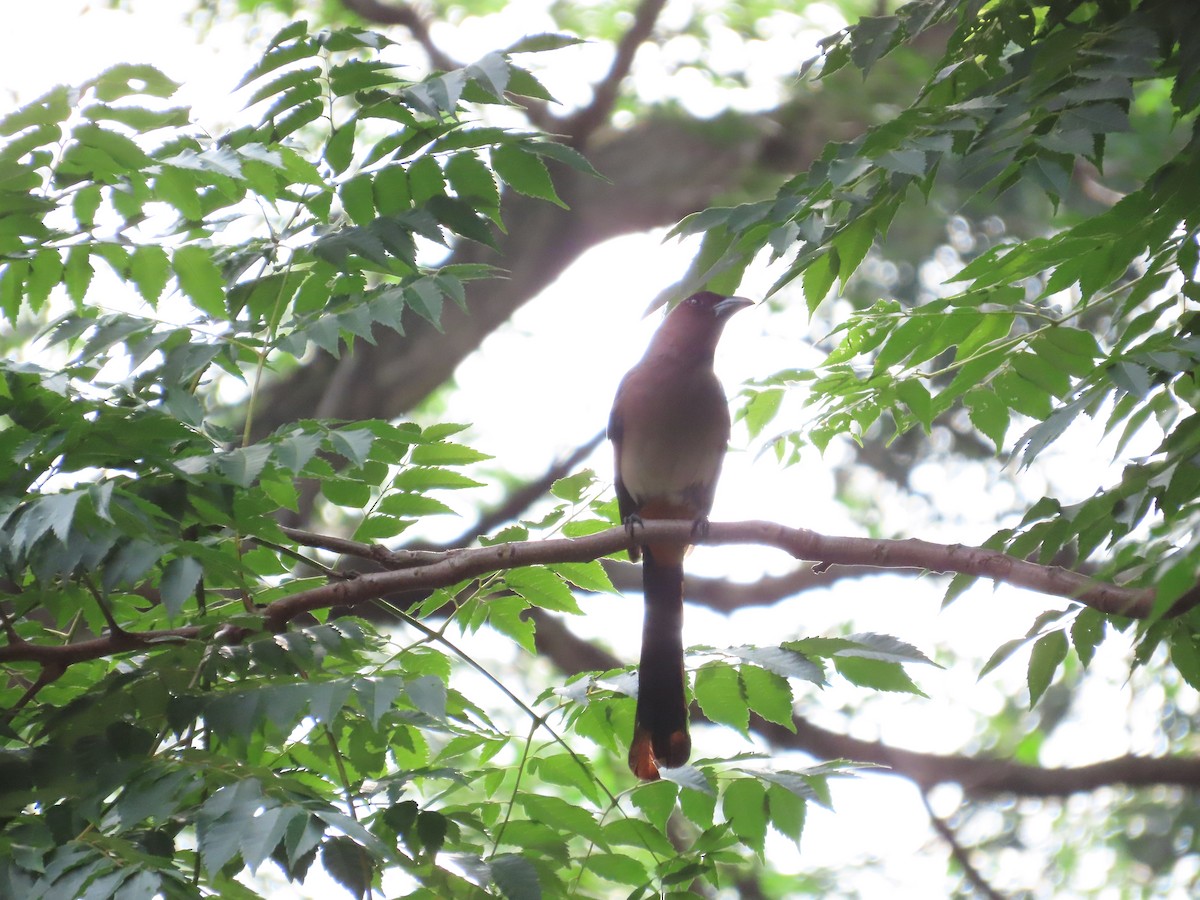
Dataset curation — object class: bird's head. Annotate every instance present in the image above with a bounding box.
[647,291,754,361]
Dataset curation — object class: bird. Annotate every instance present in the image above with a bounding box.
[607,290,752,780]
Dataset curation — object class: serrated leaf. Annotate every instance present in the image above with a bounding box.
[840,633,937,665]
[1169,628,1200,691]
[63,247,93,307]
[505,33,585,53]
[585,852,647,886]
[325,121,356,175]
[965,388,1010,453]
[172,245,226,317]
[406,675,447,719]
[392,466,484,490]
[410,442,490,466]
[725,645,825,684]
[740,665,796,731]
[130,246,170,306]
[491,144,563,206]
[722,778,768,855]
[88,63,181,101]
[1027,630,1068,707]
[490,853,540,900]
[694,661,748,733]
[974,638,1022,681]
[552,560,617,594]
[160,556,203,619]
[488,596,536,653]
[1070,607,1106,667]
[505,566,580,614]
[630,780,678,834]
[322,836,372,900]
[329,427,375,466]
[834,657,926,696]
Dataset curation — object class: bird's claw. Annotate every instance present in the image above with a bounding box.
[690,516,711,543]
[624,513,645,543]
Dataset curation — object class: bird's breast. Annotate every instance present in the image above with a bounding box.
[614,369,730,510]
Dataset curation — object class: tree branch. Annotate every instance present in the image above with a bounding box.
[565,0,669,143]
[921,792,1007,900]
[601,557,882,612]
[3,519,1180,672]
[442,429,606,547]
[268,519,1171,627]
[530,610,1200,796]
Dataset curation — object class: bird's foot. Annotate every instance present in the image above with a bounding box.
[623,514,645,561]
[690,516,711,543]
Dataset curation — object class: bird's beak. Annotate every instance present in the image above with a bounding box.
[713,296,754,318]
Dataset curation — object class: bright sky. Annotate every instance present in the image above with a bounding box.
[2,1,1179,896]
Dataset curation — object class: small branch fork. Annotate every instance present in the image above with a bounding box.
[340,0,672,138]
[1,519,1181,672]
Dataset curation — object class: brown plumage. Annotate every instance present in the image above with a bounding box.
[608,291,752,780]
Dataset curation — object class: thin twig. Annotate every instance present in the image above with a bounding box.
[341,0,457,71]
[921,791,1007,900]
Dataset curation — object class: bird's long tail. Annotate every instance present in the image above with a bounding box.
[629,551,691,780]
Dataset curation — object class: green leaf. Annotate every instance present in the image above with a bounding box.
[1070,607,1106,667]
[767,782,806,844]
[965,388,1010,452]
[1169,627,1200,691]
[1010,351,1071,399]
[0,259,27,321]
[322,836,372,900]
[0,85,71,135]
[63,246,93,305]
[410,442,490,466]
[722,778,768,855]
[172,245,226,317]
[505,33,585,53]
[895,378,933,430]
[802,251,837,313]
[161,556,203,619]
[1027,630,1068,708]
[840,633,937,665]
[26,248,62,313]
[72,184,103,228]
[694,661,748,733]
[552,560,616,594]
[532,753,600,805]
[487,596,536,654]
[727,645,825,684]
[406,674,447,719]
[631,780,679,834]
[740,665,796,731]
[834,657,926,696]
[741,388,784,439]
[505,566,580,614]
[325,121,356,175]
[408,154,446,205]
[491,144,563,206]
[585,852,648,886]
[392,466,484,490]
[130,246,171,306]
[490,853,540,900]
[87,63,181,101]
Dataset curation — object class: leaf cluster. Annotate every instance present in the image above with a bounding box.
[689,0,1200,711]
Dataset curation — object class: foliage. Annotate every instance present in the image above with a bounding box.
[699,0,1200,697]
[0,18,926,899]
[6,0,1200,895]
